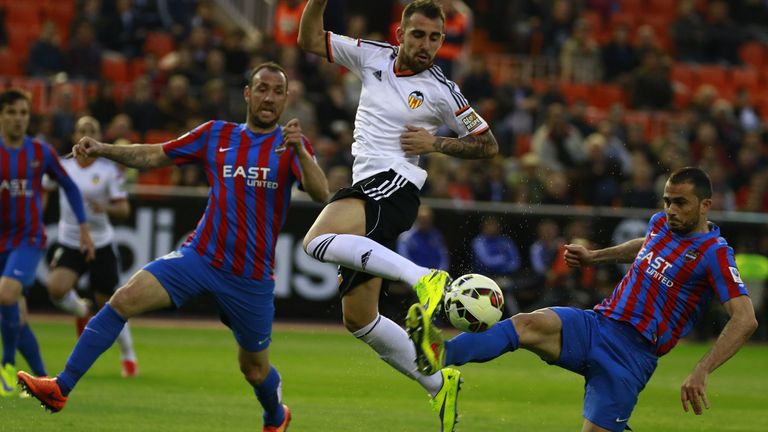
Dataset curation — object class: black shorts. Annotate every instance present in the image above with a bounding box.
[49,244,120,295]
[329,169,420,295]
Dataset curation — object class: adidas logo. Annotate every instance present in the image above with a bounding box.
[373,70,382,81]
[361,250,372,270]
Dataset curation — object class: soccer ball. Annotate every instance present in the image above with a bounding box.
[444,274,504,332]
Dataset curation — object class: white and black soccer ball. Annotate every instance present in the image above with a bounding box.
[444,274,504,333]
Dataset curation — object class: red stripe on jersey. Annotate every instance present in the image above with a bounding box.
[717,247,742,299]
[163,121,213,155]
[230,130,251,276]
[12,147,27,246]
[325,32,334,63]
[0,146,10,248]
[634,237,695,335]
[269,145,292,271]
[251,135,276,279]
[195,140,220,256]
[658,279,709,355]
[28,142,44,247]
[211,123,235,268]
[653,237,718,339]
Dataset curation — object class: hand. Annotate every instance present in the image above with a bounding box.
[87,199,106,213]
[79,224,96,262]
[72,136,106,159]
[277,118,304,154]
[563,243,594,268]
[400,125,436,156]
[681,368,710,415]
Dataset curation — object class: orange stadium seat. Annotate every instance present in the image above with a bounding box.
[730,68,759,93]
[609,12,637,31]
[515,134,531,157]
[9,77,48,113]
[696,65,727,87]
[129,57,147,81]
[589,84,626,109]
[739,42,766,69]
[670,63,698,89]
[560,83,590,105]
[0,49,21,76]
[5,2,42,26]
[649,0,678,18]
[101,56,130,83]
[6,22,40,58]
[144,32,176,58]
[619,0,643,15]
[624,111,651,138]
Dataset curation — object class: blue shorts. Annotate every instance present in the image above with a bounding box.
[550,307,658,432]
[144,247,275,352]
[0,247,44,288]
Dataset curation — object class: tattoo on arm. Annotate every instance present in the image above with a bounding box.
[103,144,166,169]
[433,130,498,159]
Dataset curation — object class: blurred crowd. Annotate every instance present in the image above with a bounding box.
[2,0,768,211]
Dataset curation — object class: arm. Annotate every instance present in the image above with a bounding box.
[283,119,329,203]
[564,237,644,267]
[400,126,499,159]
[297,0,329,58]
[681,295,757,415]
[55,171,96,261]
[89,198,131,220]
[72,137,172,169]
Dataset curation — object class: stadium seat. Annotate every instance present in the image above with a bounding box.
[619,0,643,15]
[670,63,698,89]
[648,0,678,18]
[514,134,531,157]
[101,56,130,83]
[589,84,626,109]
[0,49,21,76]
[624,111,651,139]
[585,107,608,126]
[560,83,590,105]
[696,65,727,88]
[739,42,765,69]
[129,58,147,81]
[730,68,759,93]
[5,2,43,26]
[9,77,48,113]
[143,32,176,58]
[6,22,40,58]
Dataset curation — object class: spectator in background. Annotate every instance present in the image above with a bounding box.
[157,74,200,132]
[50,85,78,151]
[621,158,658,208]
[86,82,119,127]
[460,55,495,115]
[279,80,317,136]
[541,0,575,56]
[529,219,562,278]
[199,79,233,121]
[494,65,537,153]
[705,0,744,65]
[474,159,513,202]
[123,76,163,135]
[581,133,623,206]
[157,0,198,41]
[471,216,522,313]
[27,21,65,77]
[102,0,148,58]
[397,206,450,272]
[734,89,761,132]
[274,0,307,47]
[672,0,708,63]
[510,152,547,204]
[71,0,107,41]
[568,101,596,137]
[629,52,673,110]
[434,0,472,79]
[326,165,352,194]
[559,18,601,83]
[531,103,585,175]
[66,22,103,80]
[601,23,638,83]
[221,30,250,82]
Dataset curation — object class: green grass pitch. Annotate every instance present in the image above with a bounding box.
[2,317,766,431]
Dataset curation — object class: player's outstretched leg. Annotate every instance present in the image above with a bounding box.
[17,323,46,377]
[431,368,462,432]
[406,303,447,375]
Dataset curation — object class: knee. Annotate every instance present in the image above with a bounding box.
[302,232,316,254]
[47,282,68,300]
[511,313,539,344]
[240,361,271,385]
[342,309,377,333]
[108,286,135,318]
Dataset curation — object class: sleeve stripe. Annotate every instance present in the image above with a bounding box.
[325,31,334,63]
[454,105,470,116]
[360,39,398,55]
[431,65,469,106]
[428,67,467,109]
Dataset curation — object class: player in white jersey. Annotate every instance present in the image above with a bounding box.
[298,1,498,430]
[44,116,138,377]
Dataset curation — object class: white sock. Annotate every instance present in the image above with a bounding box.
[117,323,137,361]
[307,234,431,286]
[52,290,89,317]
[353,314,443,397]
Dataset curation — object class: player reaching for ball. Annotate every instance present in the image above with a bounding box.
[408,167,757,432]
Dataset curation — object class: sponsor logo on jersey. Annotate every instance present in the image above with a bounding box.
[729,266,743,284]
[91,174,101,185]
[684,249,700,262]
[461,111,482,132]
[408,91,424,109]
[29,159,40,168]
[222,165,277,189]
[0,178,32,197]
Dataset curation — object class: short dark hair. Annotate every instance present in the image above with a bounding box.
[402,0,445,26]
[248,62,288,87]
[0,89,30,111]
[668,167,712,200]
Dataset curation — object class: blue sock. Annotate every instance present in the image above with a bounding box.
[445,319,520,366]
[1,303,21,366]
[254,367,285,427]
[17,324,47,376]
[57,304,126,395]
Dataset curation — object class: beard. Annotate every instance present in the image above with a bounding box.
[668,215,699,235]
[248,108,278,130]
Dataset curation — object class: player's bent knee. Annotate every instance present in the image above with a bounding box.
[512,312,554,345]
[240,361,271,384]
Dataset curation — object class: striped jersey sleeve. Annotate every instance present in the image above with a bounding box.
[289,135,315,189]
[162,121,215,165]
[704,241,749,304]
[430,66,489,137]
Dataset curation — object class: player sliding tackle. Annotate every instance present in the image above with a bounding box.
[298,1,498,430]
[407,167,757,432]
[18,63,328,432]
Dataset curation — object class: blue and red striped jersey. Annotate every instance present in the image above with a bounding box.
[162,121,313,280]
[1,136,86,252]
[595,212,749,356]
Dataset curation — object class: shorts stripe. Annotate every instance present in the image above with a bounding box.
[364,174,408,201]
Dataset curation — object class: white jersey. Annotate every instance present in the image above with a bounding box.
[44,159,127,248]
[327,32,489,189]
